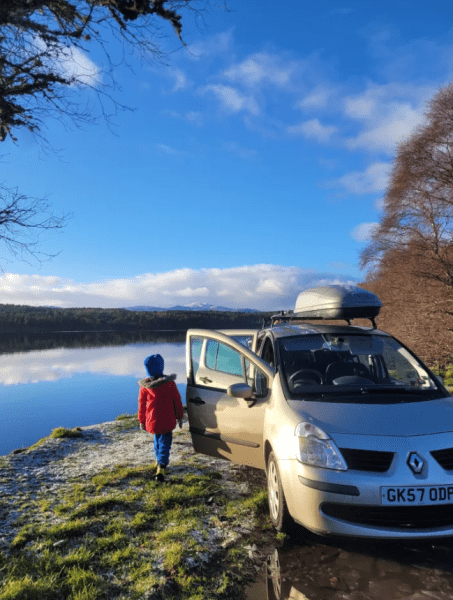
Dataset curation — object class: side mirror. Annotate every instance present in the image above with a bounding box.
[227,383,253,399]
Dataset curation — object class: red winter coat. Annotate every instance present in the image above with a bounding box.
[138,374,184,434]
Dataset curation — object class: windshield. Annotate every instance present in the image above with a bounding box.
[278,333,442,400]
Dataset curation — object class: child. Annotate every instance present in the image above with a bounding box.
[138,354,184,482]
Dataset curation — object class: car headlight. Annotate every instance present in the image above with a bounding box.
[295,422,347,470]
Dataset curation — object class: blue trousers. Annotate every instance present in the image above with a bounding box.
[153,432,173,467]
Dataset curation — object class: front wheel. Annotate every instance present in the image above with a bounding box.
[267,452,292,533]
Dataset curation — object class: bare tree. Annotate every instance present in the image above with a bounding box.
[0,0,207,265]
[0,0,203,142]
[361,82,453,292]
[0,185,70,265]
[361,248,453,367]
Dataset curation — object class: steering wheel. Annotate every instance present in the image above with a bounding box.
[289,369,323,386]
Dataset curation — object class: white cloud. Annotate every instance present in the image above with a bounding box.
[329,162,391,195]
[292,79,436,155]
[287,118,337,142]
[256,278,285,294]
[179,29,448,163]
[0,265,358,311]
[187,30,234,60]
[351,222,379,242]
[35,38,101,86]
[156,143,180,155]
[297,85,334,109]
[185,33,437,155]
[222,52,299,89]
[62,46,101,86]
[169,286,210,297]
[194,46,314,129]
[202,84,260,116]
[342,83,434,153]
[346,102,425,153]
[169,68,190,92]
[0,344,187,385]
[344,94,377,119]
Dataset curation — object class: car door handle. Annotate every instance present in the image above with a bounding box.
[189,397,205,406]
[199,376,212,384]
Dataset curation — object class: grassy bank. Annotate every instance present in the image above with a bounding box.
[0,417,275,600]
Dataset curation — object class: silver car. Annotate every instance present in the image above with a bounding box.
[185,285,453,539]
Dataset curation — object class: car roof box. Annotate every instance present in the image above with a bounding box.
[294,285,382,321]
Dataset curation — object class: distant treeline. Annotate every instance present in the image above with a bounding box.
[0,304,272,334]
[0,330,189,355]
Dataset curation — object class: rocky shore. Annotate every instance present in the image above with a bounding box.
[0,415,275,599]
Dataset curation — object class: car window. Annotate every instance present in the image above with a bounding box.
[205,339,217,370]
[278,333,442,401]
[190,337,203,380]
[217,343,243,375]
[231,335,254,350]
[205,340,244,377]
[381,338,430,386]
[260,338,275,367]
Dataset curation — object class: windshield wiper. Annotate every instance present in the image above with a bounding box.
[363,385,433,394]
[302,386,433,397]
[293,385,438,399]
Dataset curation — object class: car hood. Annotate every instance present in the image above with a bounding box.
[289,396,453,436]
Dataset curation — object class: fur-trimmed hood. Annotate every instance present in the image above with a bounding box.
[138,373,177,389]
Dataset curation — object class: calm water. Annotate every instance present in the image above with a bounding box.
[0,331,187,456]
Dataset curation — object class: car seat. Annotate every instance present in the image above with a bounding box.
[325,360,372,384]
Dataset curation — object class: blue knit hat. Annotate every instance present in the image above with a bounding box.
[144,354,164,377]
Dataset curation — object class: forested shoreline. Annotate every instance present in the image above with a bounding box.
[0,304,271,334]
[1,294,451,369]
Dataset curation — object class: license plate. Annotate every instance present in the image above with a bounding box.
[381,485,453,506]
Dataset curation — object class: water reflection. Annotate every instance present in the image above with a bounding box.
[0,332,187,455]
[0,332,187,385]
[247,533,453,600]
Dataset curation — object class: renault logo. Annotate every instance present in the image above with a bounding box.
[407,452,425,474]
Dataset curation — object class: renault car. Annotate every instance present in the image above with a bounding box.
[185,285,453,538]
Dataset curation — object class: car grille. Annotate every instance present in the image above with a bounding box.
[431,447,453,470]
[321,503,453,529]
[339,448,394,472]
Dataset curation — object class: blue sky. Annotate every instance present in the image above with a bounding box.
[1,0,452,311]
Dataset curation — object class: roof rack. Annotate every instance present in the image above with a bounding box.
[269,311,377,329]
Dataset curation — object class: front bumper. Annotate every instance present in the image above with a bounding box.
[281,431,453,539]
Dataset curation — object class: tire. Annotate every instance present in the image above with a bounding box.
[267,451,292,533]
[266,549,282,600]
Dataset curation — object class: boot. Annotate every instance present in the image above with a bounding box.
[155,465,166,482]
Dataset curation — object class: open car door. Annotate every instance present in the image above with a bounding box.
[186,329,274,470]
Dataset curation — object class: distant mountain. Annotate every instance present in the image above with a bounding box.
[169,303,259,313]
[125,303,259,313]
[124,305,167,312]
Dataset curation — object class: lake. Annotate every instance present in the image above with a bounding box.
[0,331,187,456]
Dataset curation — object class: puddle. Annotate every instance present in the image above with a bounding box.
[245,531,453,600]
